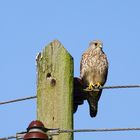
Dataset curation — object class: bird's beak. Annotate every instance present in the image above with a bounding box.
[98,44,102,48]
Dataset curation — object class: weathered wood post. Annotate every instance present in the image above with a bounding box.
[36,40,73,140]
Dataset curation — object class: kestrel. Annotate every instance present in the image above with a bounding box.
[80,40,108,117]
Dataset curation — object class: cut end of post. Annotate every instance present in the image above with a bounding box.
[51,39,62,47]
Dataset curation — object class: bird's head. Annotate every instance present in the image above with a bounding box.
[89,40,103,50]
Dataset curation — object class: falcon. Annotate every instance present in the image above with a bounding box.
[80,40,108,117]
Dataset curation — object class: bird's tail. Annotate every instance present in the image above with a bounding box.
[88,99,98,117]
[86,90,102,117]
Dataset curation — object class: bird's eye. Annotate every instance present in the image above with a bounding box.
[94,43,98,46]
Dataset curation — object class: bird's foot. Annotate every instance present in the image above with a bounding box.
[89,82,102,89]
[88,82,94,90]
[94,82,102,88]
[84,82,96,91]
[83,82,94,92]
[92,82,102,91]
[83,82,102,92]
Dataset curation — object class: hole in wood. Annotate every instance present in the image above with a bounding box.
[46,73,51,78]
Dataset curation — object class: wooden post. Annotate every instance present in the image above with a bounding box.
[36,40,73,140]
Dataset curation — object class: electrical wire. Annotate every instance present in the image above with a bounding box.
[0,136,16,140]
[59,127,140,133]
[1,127,140,140]
[0,84,140,105]
[100,85,140,90]
[83,85,140,91]
[0,96,36,105]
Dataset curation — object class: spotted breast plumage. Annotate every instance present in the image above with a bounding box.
[80,40,108,117]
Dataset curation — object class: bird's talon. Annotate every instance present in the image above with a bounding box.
[94,82,102,88]
[88,83,94,90]
[83,82,102,92]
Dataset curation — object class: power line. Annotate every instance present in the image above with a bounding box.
[1,127,140,140]
[0,136,16,140]
[100,85,140,90]
[0,85,139,139]
[59,127,140,133]
[0,84,140,106]
[83,84,140,91]
[0,96,36,105]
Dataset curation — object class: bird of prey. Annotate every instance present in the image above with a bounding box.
[80,40,108,117]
